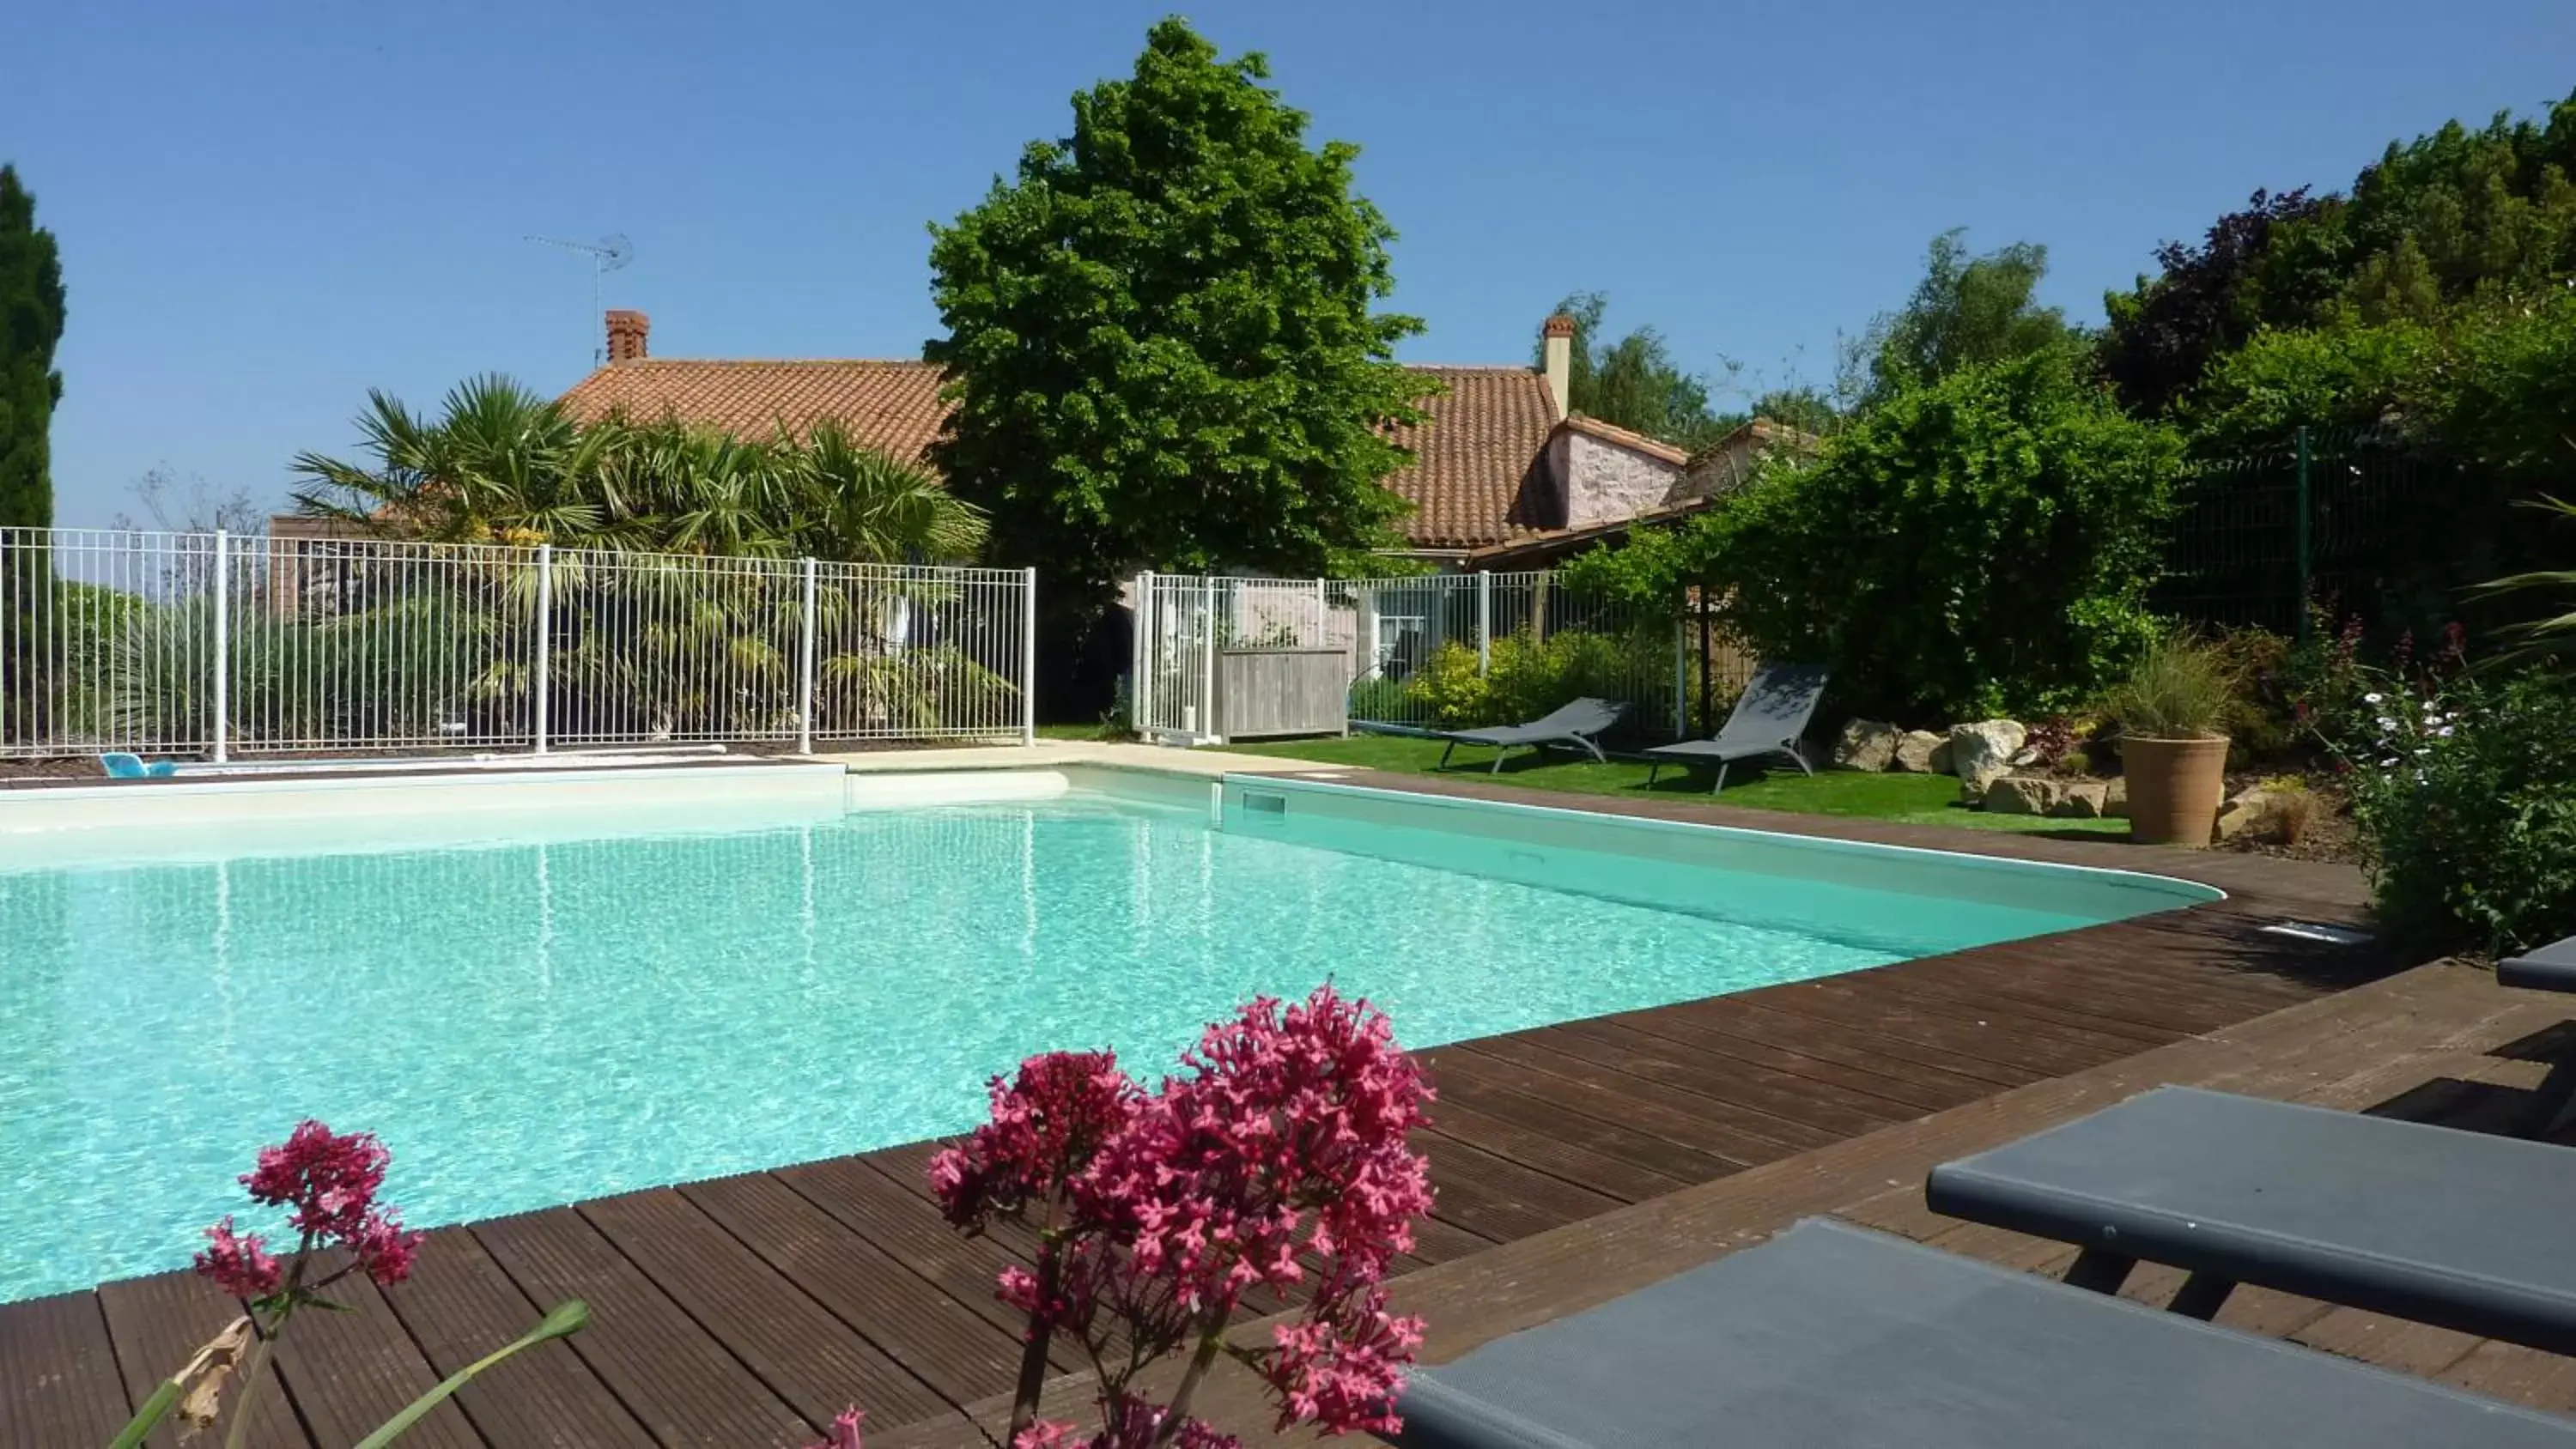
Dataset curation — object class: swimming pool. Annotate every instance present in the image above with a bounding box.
[0,766,2215,1301]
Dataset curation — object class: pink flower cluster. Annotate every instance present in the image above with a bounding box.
[192,1119,423,1299]
[930,985,1435,1443]
[1011,1397,1243,1448]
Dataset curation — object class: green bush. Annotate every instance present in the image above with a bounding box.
[1402,628,1668,731]
[1345,674,1412,724]
[2334,670,2576,958]
[1702,349,2185,724]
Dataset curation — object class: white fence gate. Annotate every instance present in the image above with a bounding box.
[1131,569,1717,746]
[0,527,1037,759]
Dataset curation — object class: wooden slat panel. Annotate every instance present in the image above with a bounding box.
[472,1208,812,1448]
[0,1290,132,1447]
[378,1227,656,1448]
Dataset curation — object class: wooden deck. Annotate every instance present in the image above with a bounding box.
[0,785,2419,1447]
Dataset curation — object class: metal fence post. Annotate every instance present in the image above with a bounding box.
[1133,571,1155,736]
[797,556,817,755]
[1200,577,1221,743]
[1672,617,1688,738]
[532,543,553,755]
[2293,425,2312,641]
[1476,569,1492,676]
[210,529,229,763]
[1019,566,1039,747]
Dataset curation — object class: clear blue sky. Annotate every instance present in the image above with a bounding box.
[11,2,2573,526]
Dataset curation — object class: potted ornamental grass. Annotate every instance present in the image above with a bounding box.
[2102,630,2239,846]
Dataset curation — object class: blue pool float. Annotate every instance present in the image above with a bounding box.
[98,753,179,779]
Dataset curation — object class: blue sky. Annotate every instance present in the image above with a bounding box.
[10,2,2573,526]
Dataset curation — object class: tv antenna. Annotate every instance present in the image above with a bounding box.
[525,233,634,364]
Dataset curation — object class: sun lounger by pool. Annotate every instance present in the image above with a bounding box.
[1639,662,1829,793]
[1391,1217,2576,1448]
[1435,697,1631,773]
[2500,933,2576,1132]
[1925,1085,2576,1349]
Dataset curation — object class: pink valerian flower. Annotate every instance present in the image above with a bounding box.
[243,1119,392,1240]
[1264,1282,1423,1436]
[931,1051,1139,1233]
[806,1406,865,1449]
[193,1217,283,1300]
[346,1207,422,1286]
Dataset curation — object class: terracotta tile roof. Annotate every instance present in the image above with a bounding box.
[556,357,1563,550]
[559,359,951,463]
[1382,367,1562,549]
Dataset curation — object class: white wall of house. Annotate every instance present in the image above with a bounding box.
[1547,431,1688,530]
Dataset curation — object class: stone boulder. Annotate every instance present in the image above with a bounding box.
[1832,718,1904,772]
[2048,781,2111,819]
[2103,777,2129,819]
[1983,775,2061,815]
[1891,730,1946,773]
[1948,719,2027,800]
[2214,786,2273,844]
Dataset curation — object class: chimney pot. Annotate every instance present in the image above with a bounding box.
[605,309,649,363]
[1541,313,1576,421]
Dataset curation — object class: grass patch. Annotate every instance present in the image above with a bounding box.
[1220,734,2129,836]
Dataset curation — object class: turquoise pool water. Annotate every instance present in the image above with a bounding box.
[0,785,2166,1301]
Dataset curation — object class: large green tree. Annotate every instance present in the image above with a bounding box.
[924,18,1431,607]
[1536,292,1729,448]
[1862,229,2077,403]
[0,164,64,530]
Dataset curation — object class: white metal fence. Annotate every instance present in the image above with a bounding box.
[0,527,1036,759]
[1130,569,1754,746]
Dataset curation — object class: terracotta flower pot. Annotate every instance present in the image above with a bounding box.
[2122,735,2230,846]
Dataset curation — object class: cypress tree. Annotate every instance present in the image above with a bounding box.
[0,164,65,530]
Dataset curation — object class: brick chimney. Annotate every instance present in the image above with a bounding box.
[605,309,649,363]
[1541,312,1577,421]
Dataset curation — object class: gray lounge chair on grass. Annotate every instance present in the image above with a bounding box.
[2500,933,2576,1132]
[1436,697,1631,773]
[1925,1086,2576,1349]
[1640,662,1829,792]
[1391,1217,2575,1448]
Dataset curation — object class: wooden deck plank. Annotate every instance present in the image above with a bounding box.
[97,1270,305,1449]
[1417,1047,1747,1182]
[1412,1136,1625,1243]
[377,1227,658,1448]
[1610,996,2014,1107]
[261,1258,481,1449]
[1548,1016,1939,1125]
[471,1207,815,1448]
[679,1172,1030,1415]
[0,1290,133,1448]
[1458,1034,1838,1155]
[1419,1100,1692,1204]
[770,1156,1084,1371]
[578,1187,950,1432]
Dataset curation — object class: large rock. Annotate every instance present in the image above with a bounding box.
[1892,730,1946,773]
[2214,787,2271,844]
[1929,736,1954,774]
[1949,719,2028,800]
[1983,775,2062,815]
[2104,777,2129,819]
[1832,718,1904,772]
[2049,781,2111,819]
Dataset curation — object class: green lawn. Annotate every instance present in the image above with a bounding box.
[1219,733,2129,836]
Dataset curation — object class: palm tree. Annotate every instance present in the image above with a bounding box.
[294,379,989,564]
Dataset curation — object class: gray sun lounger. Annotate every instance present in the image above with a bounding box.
[1437,697,1631,773]
[2500,932,2576,1131]
[1925,1085,2576,1351]
[1391,1217,2576,1449]
[1639,661,1829,792]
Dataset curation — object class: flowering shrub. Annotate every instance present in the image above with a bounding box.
[2330,670,2576,956]
[112,1122,585,1449]
[859,985,1434,1448]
